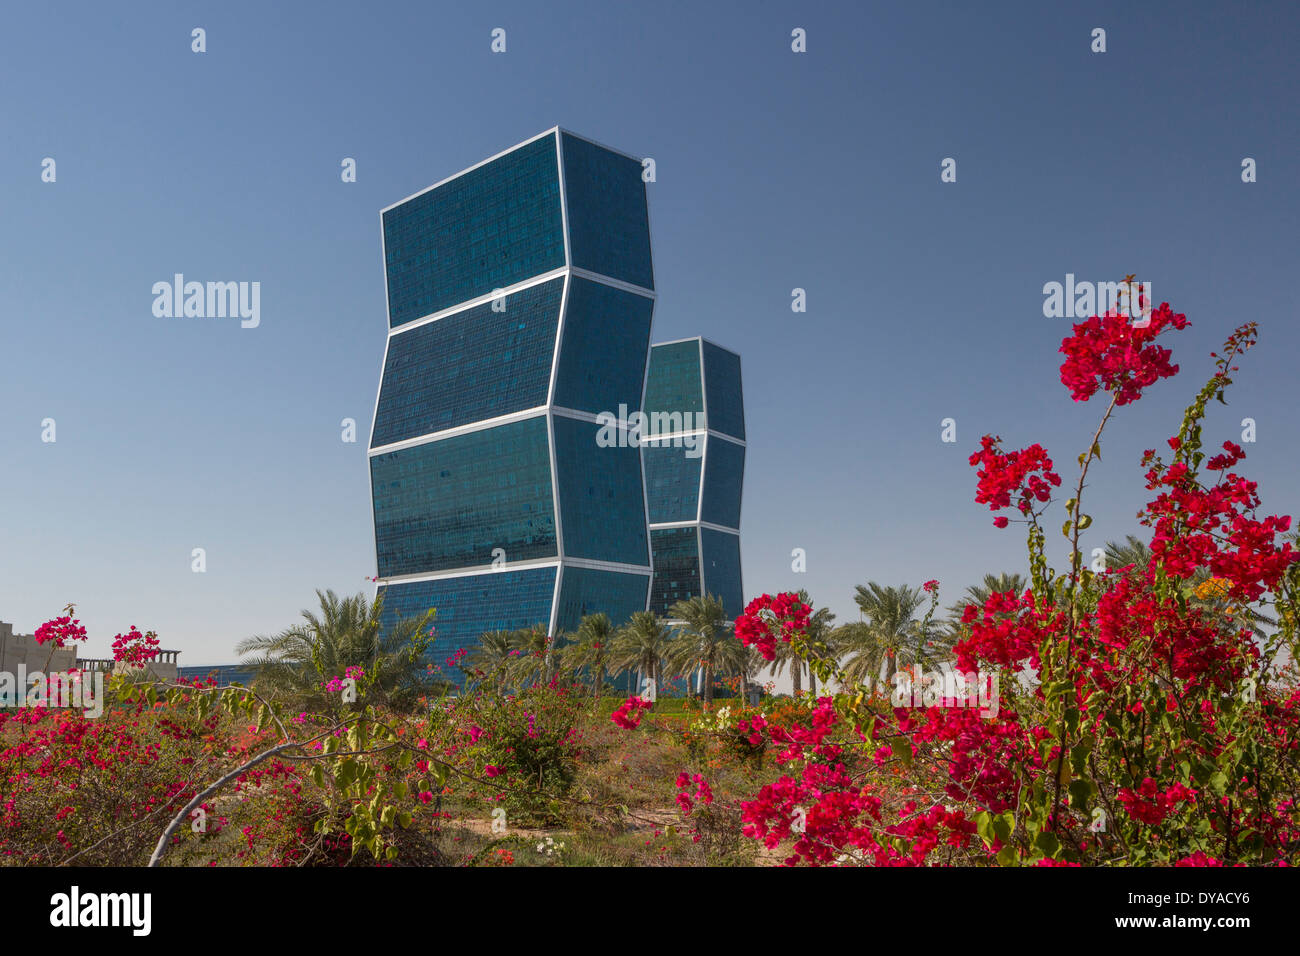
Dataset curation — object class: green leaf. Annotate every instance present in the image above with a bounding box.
[1068,778,1097,807]
[996,845,1018,867]
[992,811,1015,843]
[1077,514,1092,530]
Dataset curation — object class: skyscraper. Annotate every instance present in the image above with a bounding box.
[642,337,745,620]
[368,129,656,666]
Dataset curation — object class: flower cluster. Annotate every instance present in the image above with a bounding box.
[33,609,89,649]
[1058,301,1189,405]
[110,626,161,665]
[610,696,653,729]
[734,592,811,661]
[674,772,714,816]
[968,436,1062,525]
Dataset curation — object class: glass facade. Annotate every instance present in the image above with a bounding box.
[377,568,558,667]
[372,131,664,679]
[553,415,650,566]
[560,132,655,291]
[370,416,557,577]
[700,527,743,619]
[372,278,564,447]
[555,566,650,633]
[383,134,564,327]
[702,341,746,440]
[642,439,702,523]
[642,339,704,435]
[649,527,701,617]
[644,338,745,619]
[700,435,745,530]
[552,276,653,416]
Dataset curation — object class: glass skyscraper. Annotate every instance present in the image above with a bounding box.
[368,129,656,665]
[642,337,746,620]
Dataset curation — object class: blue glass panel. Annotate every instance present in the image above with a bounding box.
[700,435,744,529]
[560,133,654,290]
[383,134,564,327]
[371,417,556,577]
[555,566,649,633]
[372,278,563,447]
[701,341,746,440]
[699,527,743,619]
[552,276,653,416]
[649,527,701,617]
[642,439,701,523]
[552,415,650,566]
[643,340,704,436]
[378,568,558,680]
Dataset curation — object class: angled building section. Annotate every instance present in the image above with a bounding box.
[369,129,656,666]
[643,338,745,619]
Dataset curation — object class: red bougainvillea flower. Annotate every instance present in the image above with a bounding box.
[922,580,939,593]
[969,435,1062,521]
[610,696,653,729]
[735,592,811,661]
[111,626,161,664]
[34,610,89,648]
[1058,302,1189,405]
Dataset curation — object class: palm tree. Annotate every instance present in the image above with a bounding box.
[663,594,745,706]
[609,611,670,697]
[1104,535,1153,573]
[562,613,614,700]
[772,589,837,697]
[235,589,435,711]
[468,630,516,692]
[509,622,556,687]
[837,582,939,691]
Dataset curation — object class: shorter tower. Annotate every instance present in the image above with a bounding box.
[642,338,745,620]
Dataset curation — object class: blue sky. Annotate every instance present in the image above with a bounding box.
[1,0,1296,665]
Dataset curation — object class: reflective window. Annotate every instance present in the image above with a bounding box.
[643,340,704,436]
[642,439,701,523]
[556,566,650,633]
[560,133,654,290]
[553,276,653,416]
[649,527,701,617]
[700,436,745,530]
[371,417,557,577]
[383,134,564,327]
[700,527,743,619]
[553,416,650,566]
[372,278,563,447]
[378,568,558,680]
[702,341,746,440]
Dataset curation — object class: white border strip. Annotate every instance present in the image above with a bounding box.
[368,406,548,457]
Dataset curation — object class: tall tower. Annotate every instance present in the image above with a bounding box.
[369,129,656,664]
[642,337,745,620]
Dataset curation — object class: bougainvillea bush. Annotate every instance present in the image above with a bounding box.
[718,301,1300,866]
[7,298,1298,869]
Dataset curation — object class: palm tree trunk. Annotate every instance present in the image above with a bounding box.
[808,668,817,697]
[791,659,802,697]
[704,663,714,705]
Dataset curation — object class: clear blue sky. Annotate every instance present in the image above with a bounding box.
[1,0,1296,665]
